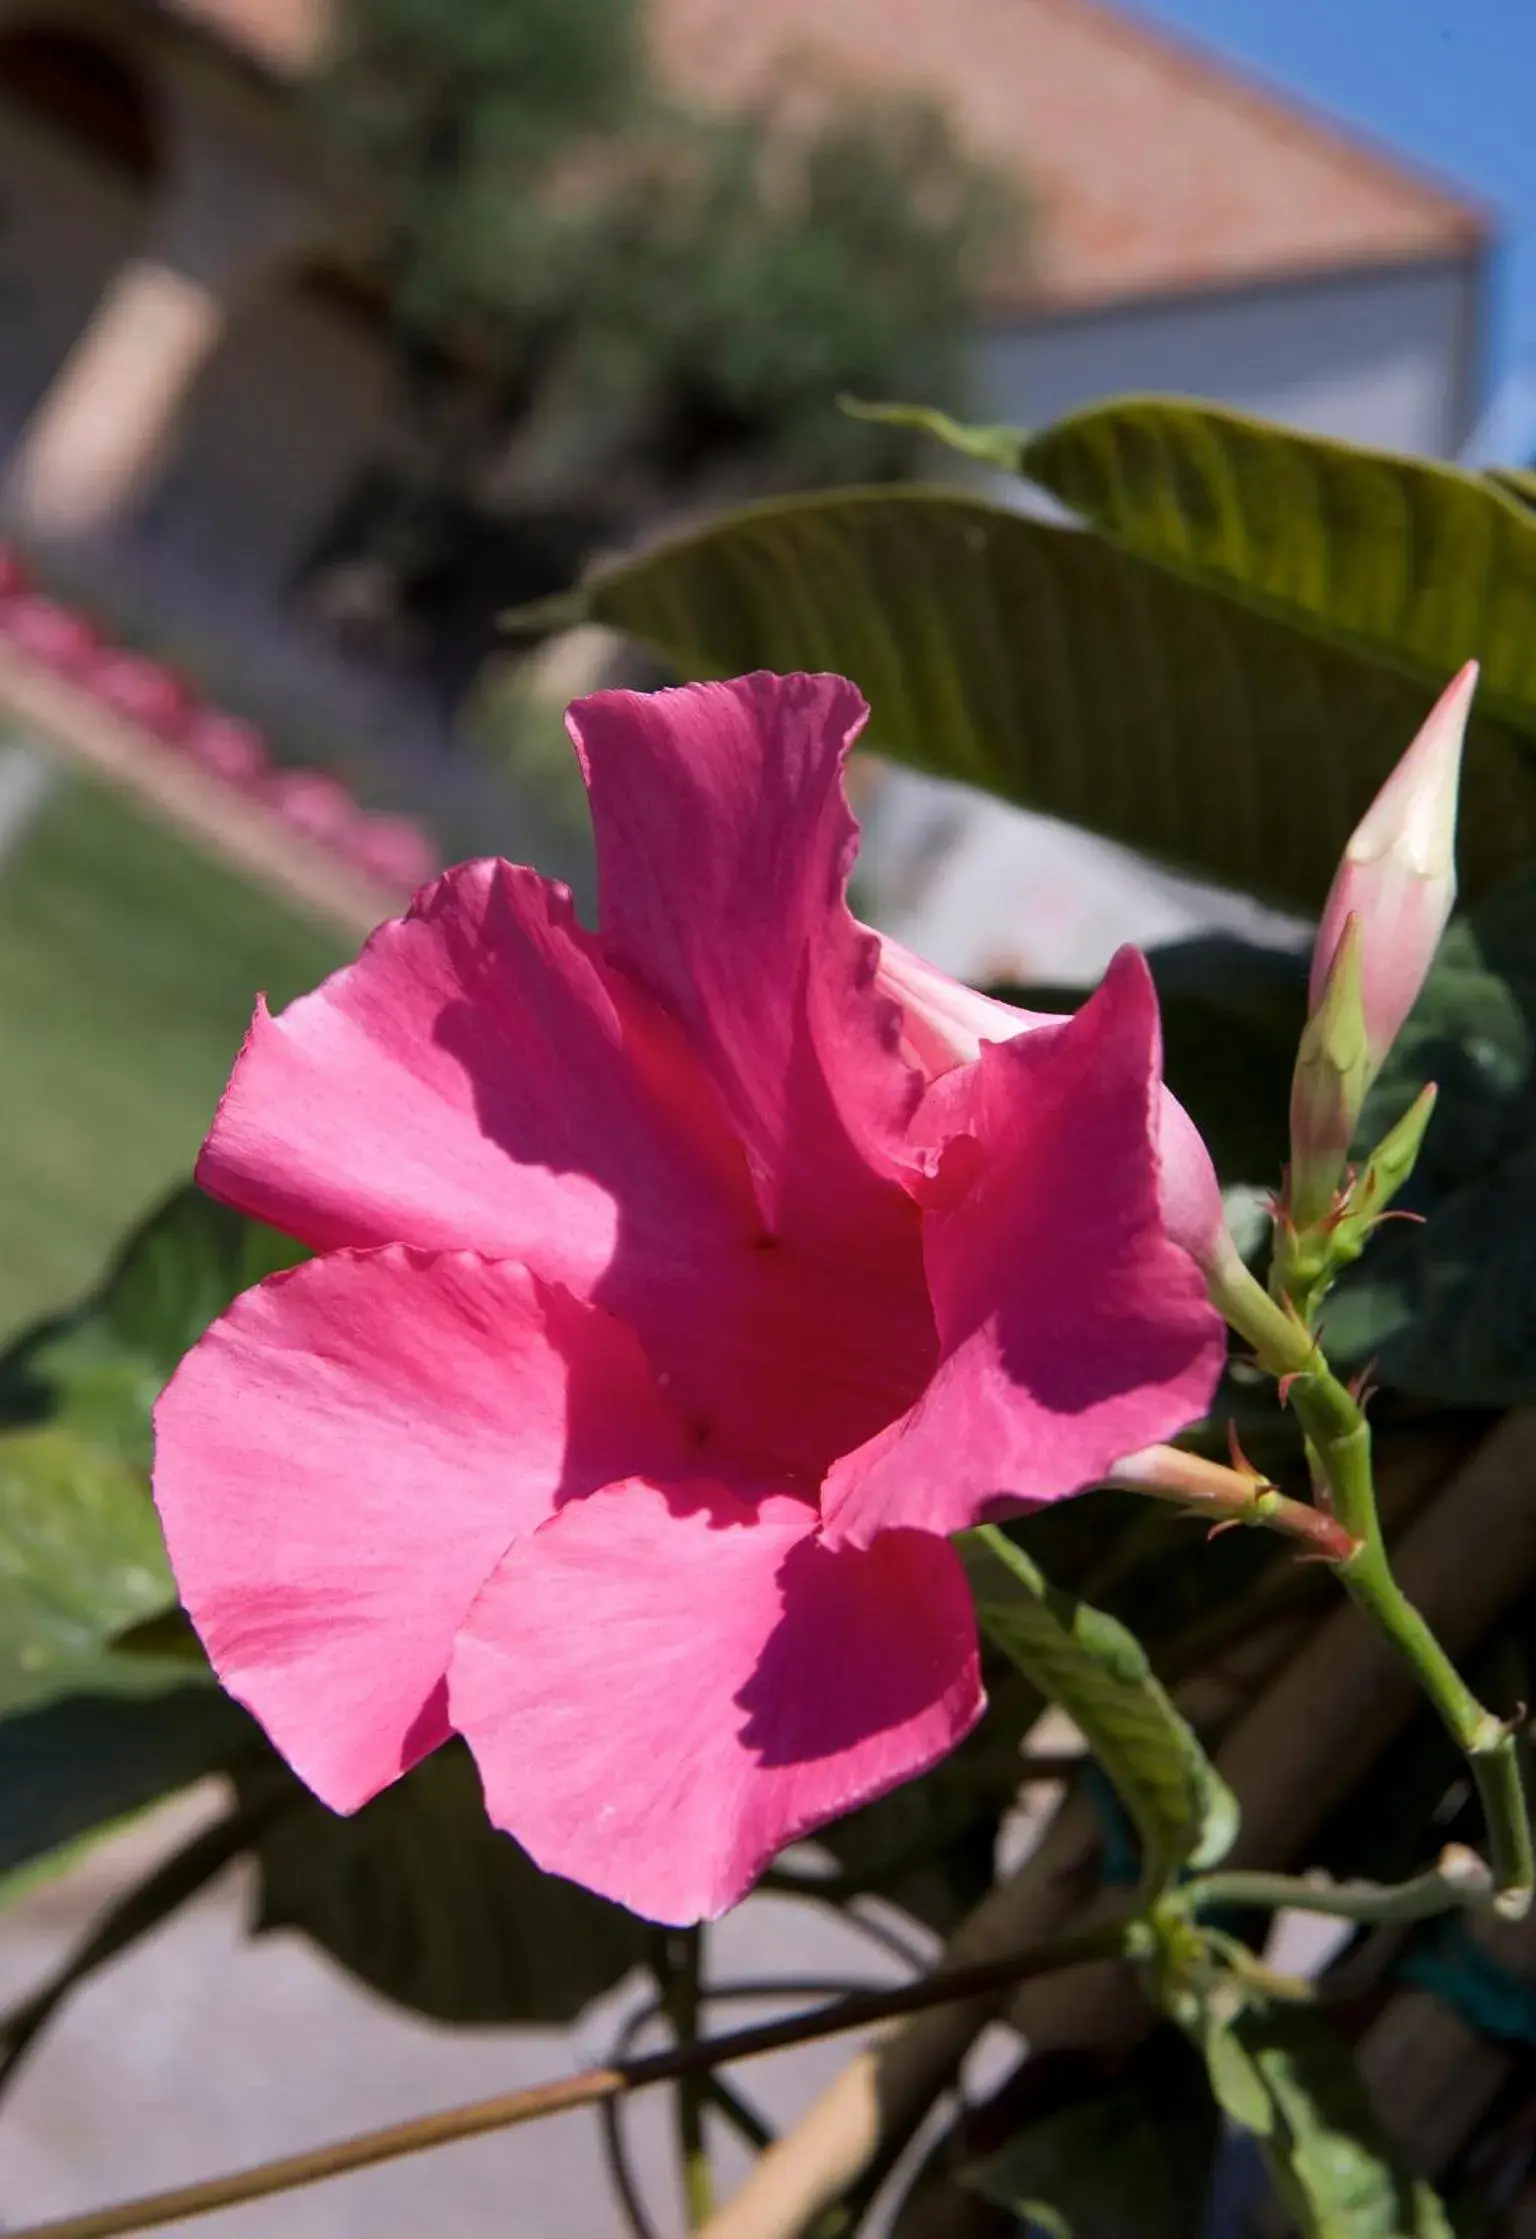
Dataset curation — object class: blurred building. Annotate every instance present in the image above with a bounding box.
[0,0,1494,971]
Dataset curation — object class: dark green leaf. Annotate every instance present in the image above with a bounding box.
[572,484,1536,912]
[966,2033,1219,2239]
[0,1185,306,1466]
[244,1742,647,2026]
[1209,2000,1454,2239]
[0,1427,177,1715]
[0,1686,259,1884]
[1020,398,1536,733]
[961,1529,1238,1890]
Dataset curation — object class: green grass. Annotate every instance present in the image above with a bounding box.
[0,760,346,1337]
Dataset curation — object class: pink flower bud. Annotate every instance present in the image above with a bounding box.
[1310,661,1474,1076]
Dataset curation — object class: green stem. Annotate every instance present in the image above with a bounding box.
[656,1927,713,2228]
[1184,1845,1492,1926]
[1288,1362,1534,1920]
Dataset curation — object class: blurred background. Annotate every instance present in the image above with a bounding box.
[0,0,1525,2229]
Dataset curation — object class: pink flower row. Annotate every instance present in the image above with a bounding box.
[0,543,437,896]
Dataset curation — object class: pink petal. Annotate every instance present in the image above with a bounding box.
[199,858,754,1291]
[568,674,920,1231]
[200,855,932,1477]
[877,931,1227,1275]
[874,932,1061,1077]
[153,1248,686,1813]
[448,1477,983,1923]
[823,949,1226,1547]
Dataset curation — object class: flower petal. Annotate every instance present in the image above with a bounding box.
[153,1248,686,1812]
[197,851,933,1478]
[198,858,754,1287]
[822,948,1226,1547]
[568,674,920,1230]
[448,1477,983,1923]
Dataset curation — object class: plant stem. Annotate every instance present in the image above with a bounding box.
[1184,1844,1492,1926]
[657,1927,714,2228]
[1,1924,1131,2239]
[1288,1361,1534,1919]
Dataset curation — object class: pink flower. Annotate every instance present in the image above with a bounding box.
[153,673,1223,1924]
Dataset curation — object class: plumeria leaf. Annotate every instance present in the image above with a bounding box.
[0,1427,179,1716]
[241,1742,648,2026]
[1201,1998,1454,2239]
[0,1184,306,1467]
[1020,401,1536,714]
[562,479,1536,913]
[963,2032,1219,2239]
[0,1685,260,1889]
[961,1528,1238,1890]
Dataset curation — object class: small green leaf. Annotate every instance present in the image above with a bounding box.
[961,1528,1238,1890]
[1210,2001,1455,2239]
[965,2031,1219,2239]
[243,1742,648,2026]
[0,1427,176,1715]
[1202,2008,1276,2136]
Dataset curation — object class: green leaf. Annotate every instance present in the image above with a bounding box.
[243,1742,648,2026]
[1207,2000,1454,2239]
[965,2031,1219,2239]
[0,1427,177,1715]
[961,1528,1238,1890]
[1020,397,1536,732]
[0,1185,306,1466]
[570,483,1536,912]
[0,1685,259,1885]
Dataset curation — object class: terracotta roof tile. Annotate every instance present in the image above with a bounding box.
[650,0,1490,314]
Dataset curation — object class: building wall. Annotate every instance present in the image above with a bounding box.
[978,253,1483,460]
[0,91,151,449]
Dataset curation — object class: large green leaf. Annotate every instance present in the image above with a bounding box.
[0,1184,306,1466]
[1021,398,1536,730]
[243,1742,648,2026]
[567,484,1536,912]
[961,1528,1238,1891]
[1202,1999,1453,2239]
[0,1426,178,1715]
[0,1685,259,1884]
[964,2032,1219,2239]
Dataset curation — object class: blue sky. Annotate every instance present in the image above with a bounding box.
[1126,0,1536,433]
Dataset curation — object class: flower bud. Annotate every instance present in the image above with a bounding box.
[1310,661,1474,1079]
[1289,912,1372,1230]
